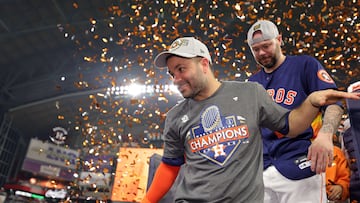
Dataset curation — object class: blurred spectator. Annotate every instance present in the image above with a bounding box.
[326,145,350,203]
[341,119,360,202]
[342,81,360,202]
[337,118,351,159]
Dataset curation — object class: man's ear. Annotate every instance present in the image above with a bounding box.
[277,34,284,46]
[200,57,210,73]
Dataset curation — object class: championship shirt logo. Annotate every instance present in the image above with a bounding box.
[187,105,249,166]
[317,69,335,83]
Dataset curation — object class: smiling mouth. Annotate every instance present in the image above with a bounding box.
[178,85,186,92]
[177,83,189,93]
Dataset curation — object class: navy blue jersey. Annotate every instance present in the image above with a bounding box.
[249,55,340,180]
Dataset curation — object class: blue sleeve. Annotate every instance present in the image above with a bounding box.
[162,156,185,166]
[302,56,338,93]
[302,56,343,110]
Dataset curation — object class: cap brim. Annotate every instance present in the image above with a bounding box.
[154,51,197,68]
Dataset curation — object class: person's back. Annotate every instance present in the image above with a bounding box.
[343,127,360,202]
[247,19,344,203]
[344,81,360,202]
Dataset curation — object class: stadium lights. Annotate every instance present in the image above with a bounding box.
[105,84,180,97]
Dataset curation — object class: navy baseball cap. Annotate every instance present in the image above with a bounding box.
[247,20,280,46]
[154,37,212,68]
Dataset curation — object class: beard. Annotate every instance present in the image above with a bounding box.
[178,74,207,99]
[181,81,204,99]
[258,55,277,69]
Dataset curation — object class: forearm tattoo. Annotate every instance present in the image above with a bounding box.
[320,105,344,134]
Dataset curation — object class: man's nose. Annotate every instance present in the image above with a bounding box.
[258,48,267,55]
[172,74,182,83]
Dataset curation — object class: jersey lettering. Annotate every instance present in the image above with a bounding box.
[275,88,285,103]
[284,90,297,105]
[267,89,275,98]
[267,88,297,106]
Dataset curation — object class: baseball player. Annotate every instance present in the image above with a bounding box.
[141,37,359,202]
[247,19,344,202]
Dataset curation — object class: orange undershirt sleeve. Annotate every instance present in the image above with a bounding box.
[141,162,181,203]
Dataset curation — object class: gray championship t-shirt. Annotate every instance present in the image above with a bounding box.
[162,81,289,203]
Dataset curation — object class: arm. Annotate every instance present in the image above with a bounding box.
[142,162,180,203]
[287,89,358,137]
[319,105,343,136]
[308,105,343,173]
[287,89,360,173]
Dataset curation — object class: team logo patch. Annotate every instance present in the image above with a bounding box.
[187,105,249,166]
[317,69,334,83]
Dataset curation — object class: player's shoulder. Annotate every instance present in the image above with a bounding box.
[222,80,260,88]
[287,55,319,63]
[166,98,188,116]
[287,54,313,59]
[221,81,264,95]
[286,55,322,72]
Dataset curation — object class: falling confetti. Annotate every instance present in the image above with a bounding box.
[54,0,360,200]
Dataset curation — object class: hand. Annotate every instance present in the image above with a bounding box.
[326,184,343,201]
[307,133,333,173]
[308,89,360,108]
